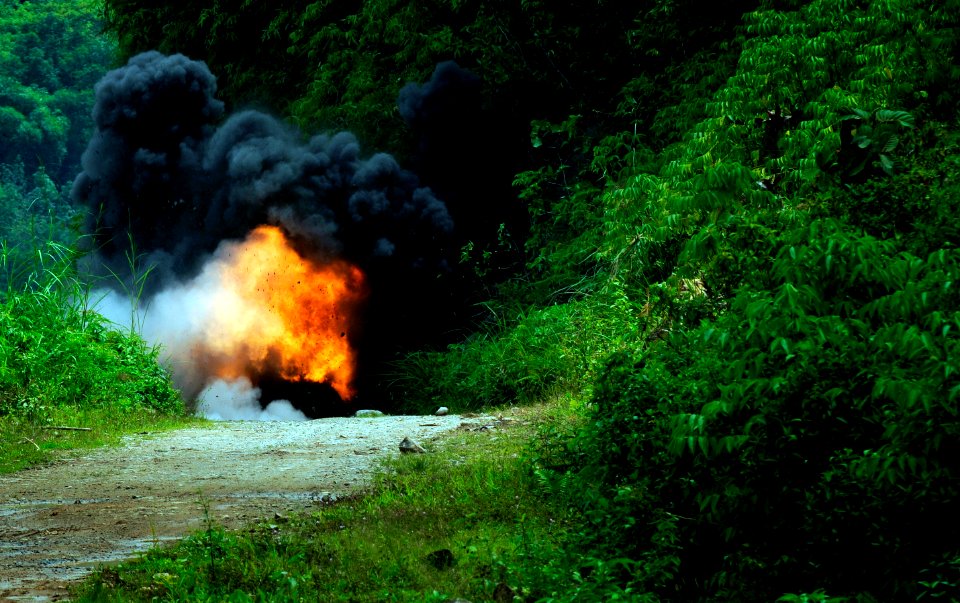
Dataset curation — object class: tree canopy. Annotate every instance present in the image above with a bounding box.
[0,0,116,244]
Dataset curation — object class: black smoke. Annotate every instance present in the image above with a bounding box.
[398,61,528,290]
[74,51,453,287]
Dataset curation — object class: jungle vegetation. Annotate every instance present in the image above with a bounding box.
[0,0,187,472]
[4,0,960,599]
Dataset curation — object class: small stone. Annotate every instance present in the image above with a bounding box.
[399,436,425,454]
[354,409,385,418]
[435,406,449,416]
[315,492,339,504]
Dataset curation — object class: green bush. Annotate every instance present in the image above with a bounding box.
[0,238,183,420]
[541,219,960,600]
[389,288,645,413]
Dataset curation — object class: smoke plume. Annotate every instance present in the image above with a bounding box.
[74,51,453,287]
[398,61,527,267]
[76,52,454,418]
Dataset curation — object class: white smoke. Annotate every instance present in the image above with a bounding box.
[197,377,307,421]
[90,259,308,422]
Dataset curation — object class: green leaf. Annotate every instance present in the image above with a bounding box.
[879,154,894,175]
[881,134,899,153]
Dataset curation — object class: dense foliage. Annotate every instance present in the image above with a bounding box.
[101,0,751,145]
[543,220,960,599]
[0,237,183,420]
[46,0,960,599]
[524,0,960,599]
[0,2,185,459]
[0,0,116,246]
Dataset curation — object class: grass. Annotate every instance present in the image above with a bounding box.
[74,400,587,602]
[0,406,203,474]
[0,232,195,473]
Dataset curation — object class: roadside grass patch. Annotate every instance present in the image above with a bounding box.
[76,402,583,602]
[0,235,195,473]
[0,408,204,474]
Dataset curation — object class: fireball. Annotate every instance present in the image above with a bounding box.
[195,225,367,400]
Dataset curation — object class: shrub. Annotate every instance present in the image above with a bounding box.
[389,288,645,413]
[0,237,183,419]
[545,219,960,600]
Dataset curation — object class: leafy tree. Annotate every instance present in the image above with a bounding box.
[0,0,115,184]
[0,0,117,250]
[0,162,77,249]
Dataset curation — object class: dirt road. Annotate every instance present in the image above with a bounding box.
[0,414,466,601]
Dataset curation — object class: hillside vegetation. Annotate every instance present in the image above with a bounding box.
[0,0,191,473]
[2,0,959,599]
[97,0,960,599]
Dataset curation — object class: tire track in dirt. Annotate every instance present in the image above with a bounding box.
[0,415,467,601]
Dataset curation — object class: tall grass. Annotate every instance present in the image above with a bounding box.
[0,232,189,472]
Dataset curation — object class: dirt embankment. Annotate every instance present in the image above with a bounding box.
[0,415,468,601]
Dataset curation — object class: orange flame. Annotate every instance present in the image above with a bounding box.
[197,225,367,400]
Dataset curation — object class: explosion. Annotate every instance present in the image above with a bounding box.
[195,225,367,400]
[94,225,367,420]
[77,52,456,419]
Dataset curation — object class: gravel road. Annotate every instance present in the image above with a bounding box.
[0,414,469,601]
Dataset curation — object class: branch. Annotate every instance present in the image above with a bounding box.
[18,437,40,450]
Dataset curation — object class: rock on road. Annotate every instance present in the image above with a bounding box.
[0,414,465,600]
